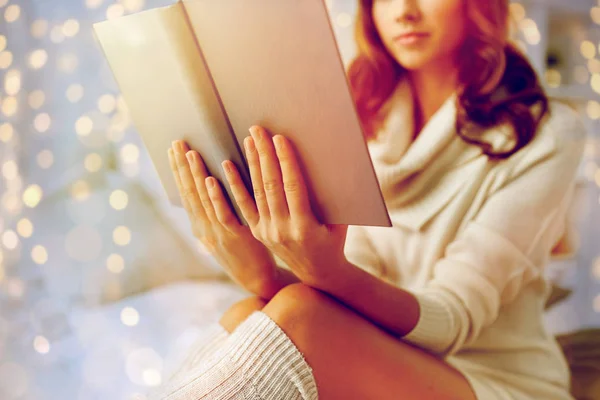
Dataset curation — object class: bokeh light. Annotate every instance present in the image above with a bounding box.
[76,116,94,136]
[110,190,129,210]
[71,180,91,201]
[2,160,18,180]
[98,94,117,114]
[113,226,132,246]
[4,69,21,95]
[66,84,84,103]
[0,123,13,142]
[36,150,54,169]
[62,19,80,37]
[28,49,48,69]
[1,96,18,117]
[17,218,33,238]
[2,230,19,250]
[121,307,139,327]
[106,4,125,20]
[4,4,21,23]
[34,113,51,133]
[120,144,140,164]
[33,336,50,354]
[23,185,43,208]
[31,245,48,265]
[0,51,13,69]
[107,254,125,274]
[84,153,103,172]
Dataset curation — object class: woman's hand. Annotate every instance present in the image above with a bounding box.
[168,140,279,296]
[225,125,350,287]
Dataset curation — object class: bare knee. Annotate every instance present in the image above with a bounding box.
[219,296,268,333]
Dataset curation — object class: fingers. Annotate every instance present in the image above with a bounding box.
[244,135,271,219]
[171,141,220,227]
[221,160,260,226]
[168,146,197,220]
[205,175,239,228]
[273,135,311,220]
[249,126,289,220]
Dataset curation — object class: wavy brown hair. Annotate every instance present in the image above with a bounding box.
[347,0,548,159]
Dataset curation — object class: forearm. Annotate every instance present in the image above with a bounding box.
[312,260,420,337]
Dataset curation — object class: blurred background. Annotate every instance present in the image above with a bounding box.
[0,0,599,399]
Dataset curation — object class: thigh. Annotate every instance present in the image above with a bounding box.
[262,283,477,400]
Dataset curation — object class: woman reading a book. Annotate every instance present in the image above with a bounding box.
[156,0,585,399]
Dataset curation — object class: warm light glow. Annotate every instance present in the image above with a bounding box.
[0,35,6,52]
[37,150,54,169]
[587,100,600,120]
[520,18,540,45]
[335,13,352,28]
[84,153,103,172]
[86,0,104,9]
[0,51,13,69]
[110,190,129,210]
[34,113,51,133]
[16,218,33,238]
[2,96,18,117]
[4,4,21,23]
[66,84,84,103]
[510,3,526,21]
[107,254,125,274]
[591,6,600,25]
[31,19,48,38]
[4,69,21,95]
[31,245,48,265]
[2,230,18,250]
[589,59,600,74]
[2,160,18,180]
[123,0,145,12]
[121,307,140,326]
[76,116,94,136]
[71,180,91,201]
[143,369,162,387]
[0,123,13,143]
[28,49,48,69]
[592,73,600,94]
[33,336,50,354]
[28,90,46,109]
[113,226,132,246]
[3,193,21,214]
[23,184,43,208]
[121,144,140,163]
[581,40,596,60]
[63,19,80,37]
[107,4,125,20]
[98,94,117,114]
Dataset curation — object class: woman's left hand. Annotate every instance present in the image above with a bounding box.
[222,125,350,287]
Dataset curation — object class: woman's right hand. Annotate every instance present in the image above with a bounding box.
[168,140,279,297]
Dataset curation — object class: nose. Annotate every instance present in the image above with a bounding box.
[391,0,422,23]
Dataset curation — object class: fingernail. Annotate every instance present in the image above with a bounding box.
[206,177,215,189]
[186,151,194,163]
[222,160,232,174]
[274,136,283,151]
[249,126,260,141]
[245,136,255,152]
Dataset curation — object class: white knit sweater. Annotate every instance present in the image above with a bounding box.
[343,80,585,399]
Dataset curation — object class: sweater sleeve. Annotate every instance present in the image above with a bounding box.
[402,108,586,357]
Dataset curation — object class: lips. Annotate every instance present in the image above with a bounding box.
[393,32,430,41]
[393,32,430,46]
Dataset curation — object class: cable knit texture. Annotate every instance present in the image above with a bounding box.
[153,311,318,400]
[343,80,585,400]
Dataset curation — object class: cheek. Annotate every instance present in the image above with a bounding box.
[428,0,467,52]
